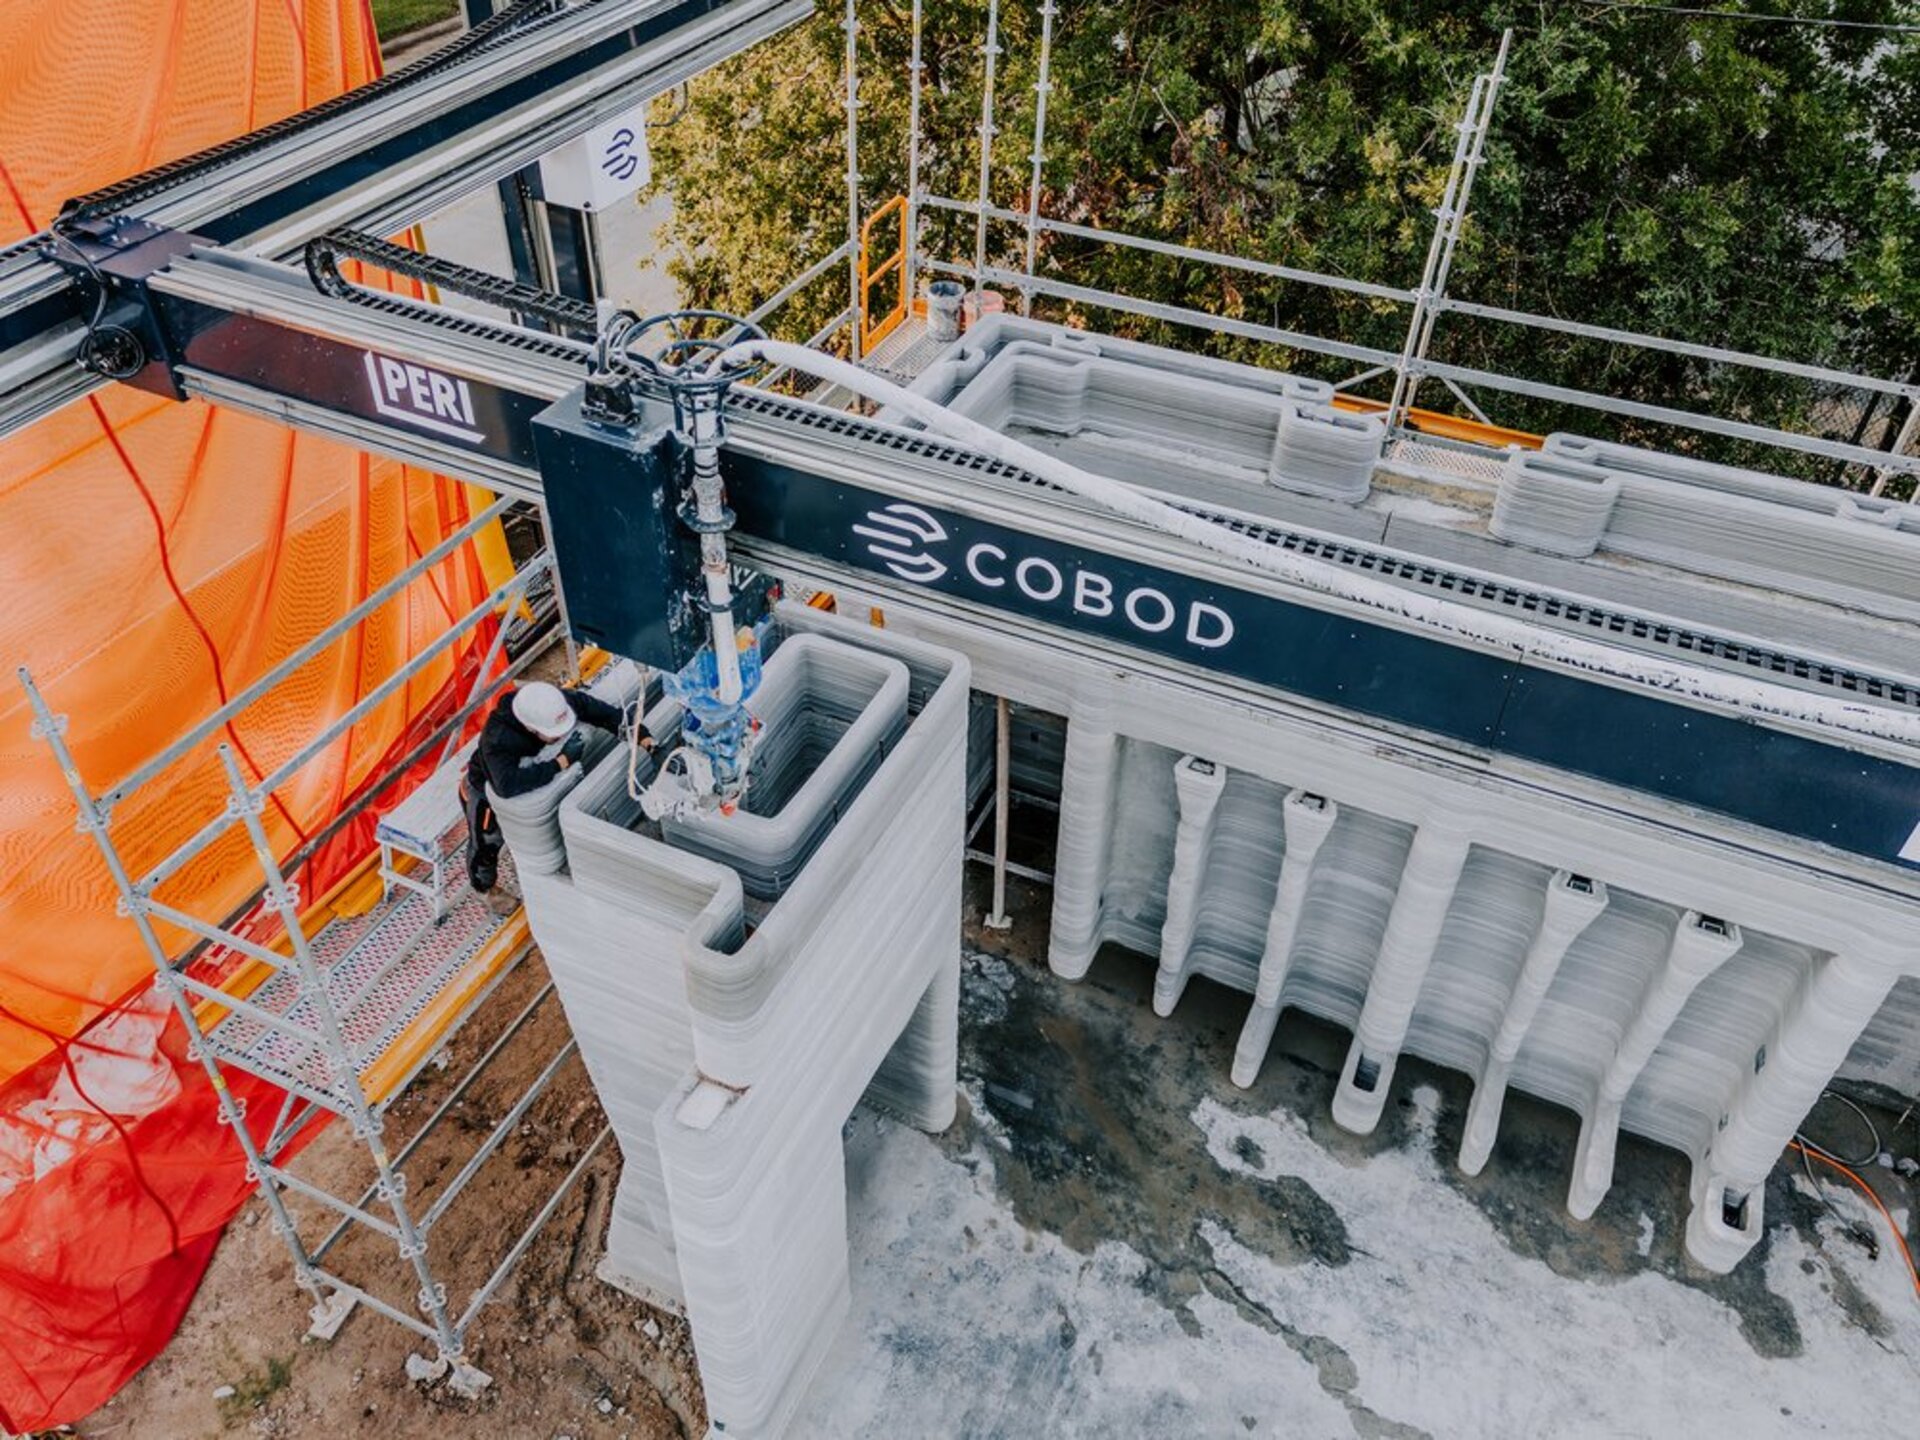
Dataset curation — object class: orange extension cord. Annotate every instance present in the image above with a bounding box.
[1786,1140,1920,1299]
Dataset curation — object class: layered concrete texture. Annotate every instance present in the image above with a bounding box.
[848,316,1918,1271]
[502,605,967,1437]
[899,315,1920,679]
[661,633,909,898]
[1051,728,1913,1272]
[835,598,1916,1278]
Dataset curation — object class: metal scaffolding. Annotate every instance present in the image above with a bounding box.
[17,517,603,1391]
[825,5,1918,490]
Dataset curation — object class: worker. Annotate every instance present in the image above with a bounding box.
[462,679,652,912]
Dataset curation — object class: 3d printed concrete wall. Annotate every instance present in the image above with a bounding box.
[900,316,1920,656]
[501,605,967,1437]
[661,633,909,898]
[908,318,1378,502]
[873,329,1919,1224]
[843,599,1917,1277]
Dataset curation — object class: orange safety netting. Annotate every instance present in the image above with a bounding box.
[0,3,497,1428]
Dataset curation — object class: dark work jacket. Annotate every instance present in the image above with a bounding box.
[466,687,632,800]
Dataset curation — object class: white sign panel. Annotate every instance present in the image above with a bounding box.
[538,107,651,212]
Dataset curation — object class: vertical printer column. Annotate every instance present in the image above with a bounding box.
[1685,943,1901,1271]
[1048,701,1121,981]
[1331,818,1473,1134]
[1231,790,1337,1088]
[1567,910,1742,1220]
[1151,755,1228,1016]
[1458,870,1610,1174]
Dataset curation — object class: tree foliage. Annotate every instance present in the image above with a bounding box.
[647,1,1920,481]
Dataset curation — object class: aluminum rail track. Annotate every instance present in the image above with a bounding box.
[0,0,810,438]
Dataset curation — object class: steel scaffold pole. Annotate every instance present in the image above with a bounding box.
[845,0,864,361]
[904,0,925,308]
[973,0,1002,304]
[1019,1,1057,317]
[15,669,330,1315]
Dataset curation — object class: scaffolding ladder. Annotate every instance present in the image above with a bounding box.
[16,506,601,1392]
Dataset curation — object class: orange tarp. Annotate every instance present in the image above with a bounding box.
[0,3,494,1427]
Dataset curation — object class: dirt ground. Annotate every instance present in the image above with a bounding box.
[75,952,705,1440]
[69,863,1920,1439]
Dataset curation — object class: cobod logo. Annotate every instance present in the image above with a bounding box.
[854,503,950,582]
[362,352,485,444]
[851,503,1235,650]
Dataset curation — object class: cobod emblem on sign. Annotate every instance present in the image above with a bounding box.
[854,503,950,583]
[362,352,485,443]
[849,503,1235,650]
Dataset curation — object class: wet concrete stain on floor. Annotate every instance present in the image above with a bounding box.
[951,873,1900,1396]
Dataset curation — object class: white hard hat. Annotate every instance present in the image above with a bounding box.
[512,682,577,742]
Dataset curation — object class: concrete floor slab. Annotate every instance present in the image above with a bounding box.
[799,914,1920,1438]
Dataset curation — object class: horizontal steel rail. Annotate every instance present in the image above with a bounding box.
[256,1158,405,1242]
[308,1269,441,1344]
[315,977,556,1263]
[920,257,1408,368]
[420,1039,580,1231]
[179,369,546,499]
[1422,356,1920,475]
[172,971,329,1049]
[145,900,296,974]
[1436,295,1919,399]
[747,239,854,326]
[274,645,548,884]
[0,0,810,439]
[917,255,1920,477]
[456,1125,611,1331]
[195,1032,348,1115]
[137,556,547,893]
[927,192,1916,402]
[923,194,1415,304]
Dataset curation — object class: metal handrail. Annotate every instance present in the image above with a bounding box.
[860,194,911,352]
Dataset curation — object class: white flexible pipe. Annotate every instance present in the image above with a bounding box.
[689,394,744,705]
[717,339,1920,747]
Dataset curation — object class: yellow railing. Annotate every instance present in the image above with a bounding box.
[1331,394,1543,451]
[859,195,910,353]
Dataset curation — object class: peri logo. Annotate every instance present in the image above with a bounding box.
[601,127,642,183]
[853,503,950,583]
[363,352,485,444]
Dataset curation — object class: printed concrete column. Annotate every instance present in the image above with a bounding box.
[1685,944,1902,1272]
[1567,910,1742,1220]
[1458,870,1610,1175]
[1047,707,1121,981]
[658,1083,850,1439]
[1231,790,1338,1088]
[1331,818,1474,1134]
[1152,756,1229,1016]
[867,948,961,1132]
